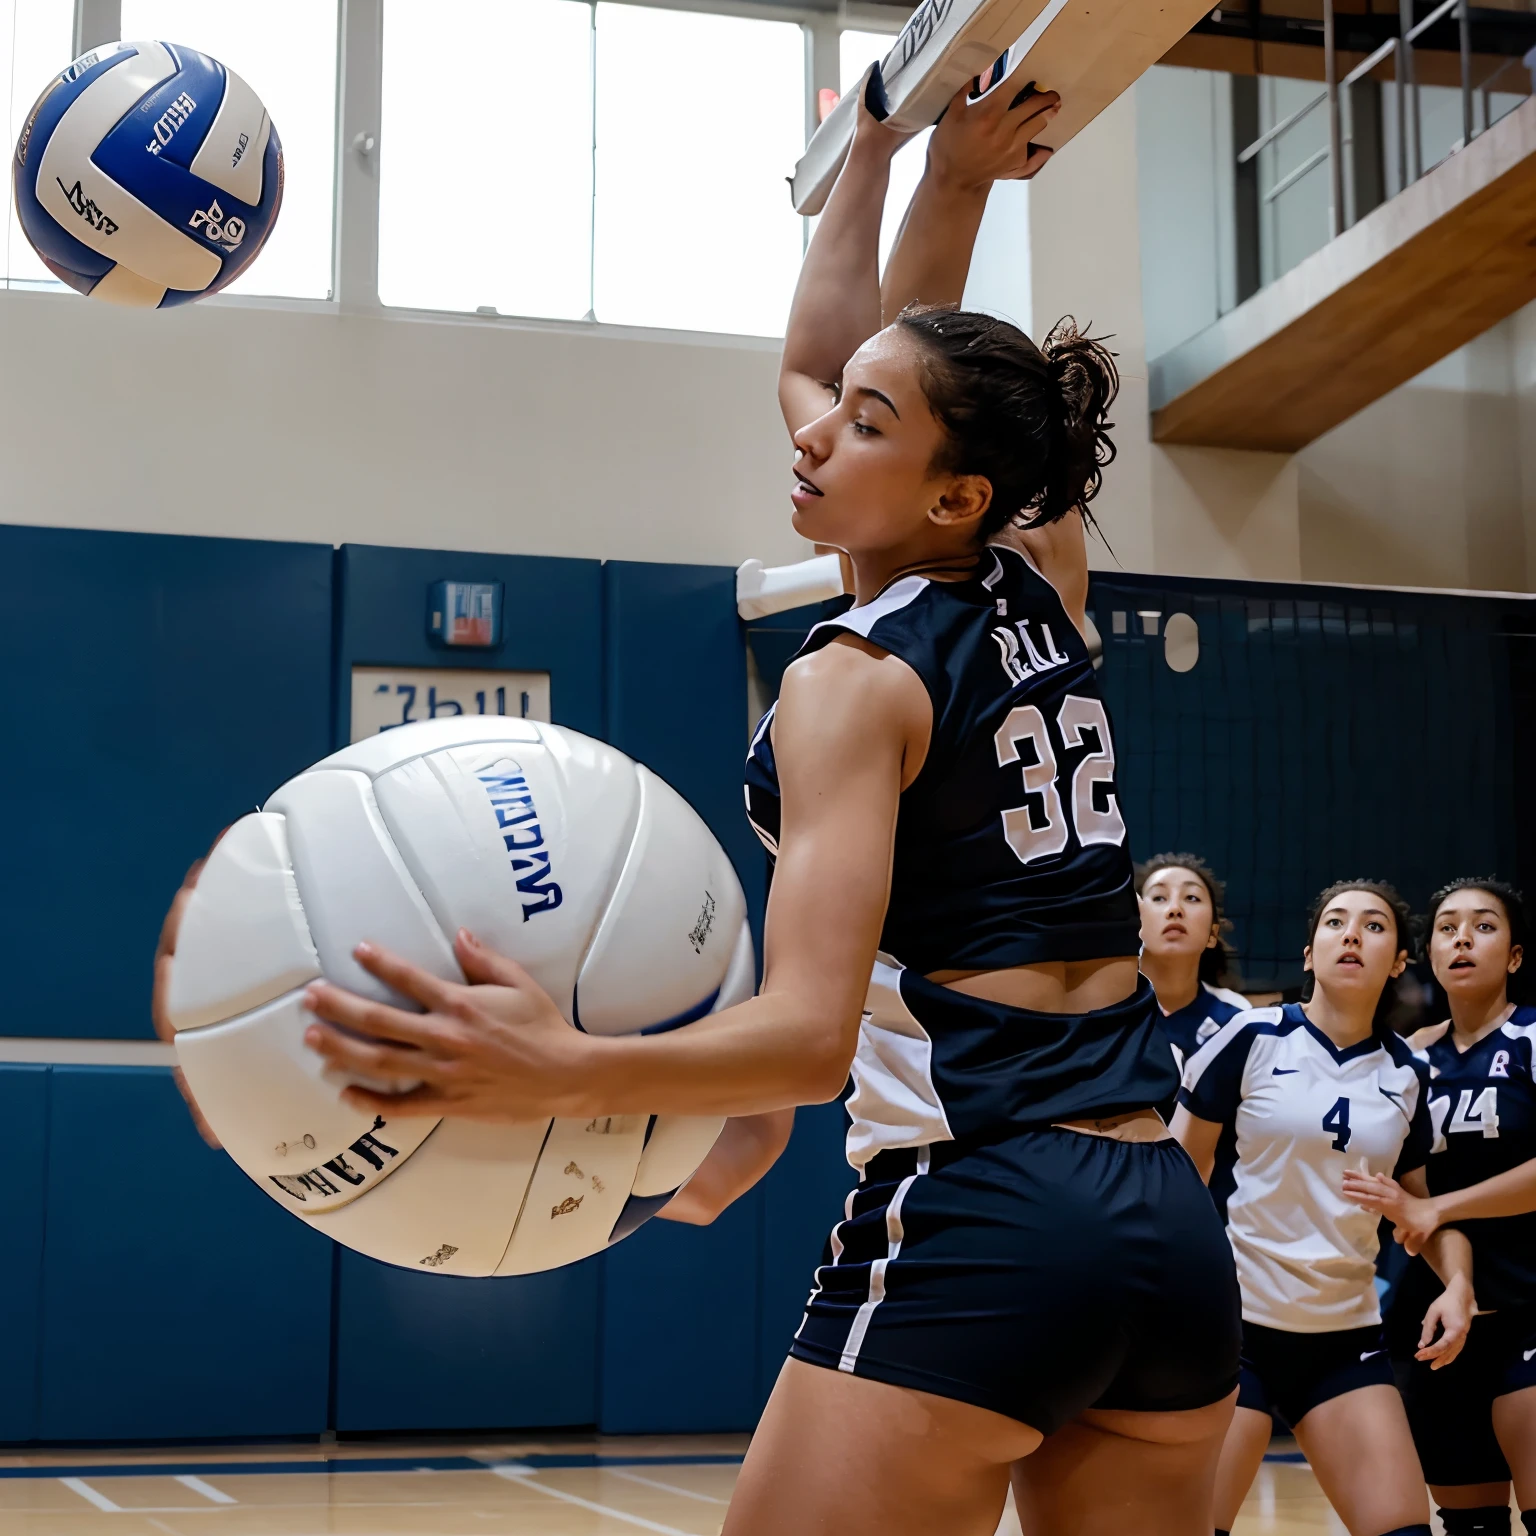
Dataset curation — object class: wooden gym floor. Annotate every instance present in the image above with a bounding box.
[0,1433,1382,1534]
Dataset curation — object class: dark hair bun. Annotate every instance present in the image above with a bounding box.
[896,305,1119,540]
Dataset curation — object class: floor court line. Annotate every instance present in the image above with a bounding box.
[59,1477,122,1513]
[607,1467,729,1504]
[174,1473,237,1504]
[488,1464,698,1536]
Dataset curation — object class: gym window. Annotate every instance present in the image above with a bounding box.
[1,0,75,289]
[118,0,341,300]
[379,0,806,337]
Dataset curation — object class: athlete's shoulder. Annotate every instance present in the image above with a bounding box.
[1501,1005,1536,1044]
[1201,982,1251,1021]
[1378,1028,1432,1085]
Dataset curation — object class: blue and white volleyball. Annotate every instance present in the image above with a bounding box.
[162,718,754,1276]
[11,41,281,307]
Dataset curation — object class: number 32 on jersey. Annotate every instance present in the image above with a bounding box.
[993,696,1127,865]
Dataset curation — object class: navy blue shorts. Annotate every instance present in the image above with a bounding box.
[1236,1320,1395,1428]
[788,1127,1241,1436]
[1404,1307,1536,1486]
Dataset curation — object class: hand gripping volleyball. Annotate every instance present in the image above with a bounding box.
[161,718,753,1276]
[12,40,282,306]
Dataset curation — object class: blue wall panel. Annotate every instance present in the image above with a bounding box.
[335,1256,600,1431]
[1091,574,1520,990]
[602,561,765,935]
[597,561,770,1431]
[329,545,607,1432]
[334,545,604,743]
[0,1067,48,1441]
[600,1189,761,1434]
[39,1068,332,1441]
[0,525,333,1038]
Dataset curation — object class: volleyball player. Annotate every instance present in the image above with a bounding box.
[1174,880,1476,1536]
[1137,853,1249,1074]
[1344,879,1536,1536]
[257,70,1244,1535]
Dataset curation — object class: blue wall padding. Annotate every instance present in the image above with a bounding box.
[600,1191,761,1433]
[0,1067,48,1441]
[595,562,773,1431]
[0,525,332,1039]
[320,544,609,1433]
[601,560,766,940]
[334,545,604,744]
[756,1101,854,1408]
[38,1068,332,1441]
[334,1255,600,1431]
[1091,574,1521,989]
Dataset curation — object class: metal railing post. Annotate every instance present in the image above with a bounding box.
[1325,0,1344,233]
[1459,0,1473,145]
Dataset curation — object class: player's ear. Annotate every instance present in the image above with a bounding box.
[1389,950,1408,979]
[1509,943,1524,976]
[1302,945,1314,974]
[929,474,991,531]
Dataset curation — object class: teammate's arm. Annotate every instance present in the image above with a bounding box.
[657,1110,795,1225]
[300,636,932,1121]
[778,74,911,436]
[1405,1179,1475,1370]
[1170,1107,1222,1183]
[1344,1157,1536,1252]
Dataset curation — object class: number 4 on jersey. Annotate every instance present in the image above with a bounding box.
[993,695,1127,865]
[1322,1096,1352,1152]
[1449,1087,1500,1139]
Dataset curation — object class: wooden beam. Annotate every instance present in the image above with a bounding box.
[1150,95,1536,451]
[1160,30,1529,87]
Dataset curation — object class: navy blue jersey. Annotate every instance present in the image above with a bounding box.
[1424,1008,1536,1312]
[744,545,1139,975]
[1154,981,1250,1123]
[1161,982,1252,1074]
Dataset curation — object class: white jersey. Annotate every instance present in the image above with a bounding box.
[1181,1004,1432,1332]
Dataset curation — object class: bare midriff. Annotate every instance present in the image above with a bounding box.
[927,954,1170,1144]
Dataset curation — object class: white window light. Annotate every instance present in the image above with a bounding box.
[1,0,75,289]
[120,0,340,300]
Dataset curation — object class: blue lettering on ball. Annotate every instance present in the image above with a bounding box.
[479,767,563,918]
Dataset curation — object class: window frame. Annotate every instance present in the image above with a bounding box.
[44,0,907,343]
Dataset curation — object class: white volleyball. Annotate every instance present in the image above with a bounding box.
[164,718,752,1275]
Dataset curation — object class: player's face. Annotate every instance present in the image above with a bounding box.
[789,329,980,556]
[1304,890,1407,998]
[1429,890,1523,998]
[1138,868,1218,961]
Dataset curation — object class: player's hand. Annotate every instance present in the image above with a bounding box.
[152,850,223,1149]
[847,62,920,161]
[1416,1275,1474,1369]
[926,76,1061,191]
[1341,1170,1442,1254]
[301,931,592,1121]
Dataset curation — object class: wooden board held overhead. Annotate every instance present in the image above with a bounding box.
[791,0,1220,214]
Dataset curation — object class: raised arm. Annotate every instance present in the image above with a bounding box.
[778,68,912,437]
[880,77,1058,324]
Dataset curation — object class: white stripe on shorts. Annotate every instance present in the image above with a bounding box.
[794,1185,858,1341]
[838,1145,929,1372]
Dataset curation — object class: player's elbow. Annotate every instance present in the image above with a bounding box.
[794,1022,857,1104]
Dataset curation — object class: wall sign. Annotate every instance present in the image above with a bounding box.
[350,667,551,743]
[427,581,502,648]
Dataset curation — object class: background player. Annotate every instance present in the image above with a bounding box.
[1174,880,1475,1536]
[285,67,1244,1536]
[1345,879,1536,1536]
[1137,853,1250,1074]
